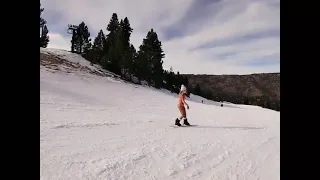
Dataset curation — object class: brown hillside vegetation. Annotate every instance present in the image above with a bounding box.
[184,73,280,111]
[185,73,280,100]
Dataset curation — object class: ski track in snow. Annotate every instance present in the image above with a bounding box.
[40,48,280,180]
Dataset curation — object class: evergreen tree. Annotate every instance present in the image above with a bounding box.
[129,44,137,65]
[125,44,137,80]
[132,45,144,81]
[203,89,212,99]
[114,28,126,76]
[166,67,177,93]
[72,21,91,54]
[134,49,149,82]
[120,17,133,48]
[244,97,249,105]
[137,29,165,88]
[118,17,135,79]
[182,76,189,87]
[194,83,201,95]
[92,29,106,64]
[105,13,120,53]
[102,13,120,72]
[82,42,93,63]
[40,25,49,48]
[40,3,49,48]
[71,33,77,53]
[40,3,46,27]
[102,28,128,74]
[116,17,134,79]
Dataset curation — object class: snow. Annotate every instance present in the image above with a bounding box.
[40,48,280,180]
[40,48,95,70]
[40,48,121,78]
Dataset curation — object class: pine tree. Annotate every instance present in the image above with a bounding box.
[114,28,126,76]
[105,13,120,53]
[102,28,127,74]
[118,44,137,81]
[137,29,165,88]
[82,42,93,63]
[134,49,149,82]
[40,25,49,48]
[40,3,46,27]
[92,30,106,64]
[117,17,135,80]
[194,83,201,95]
[71,33,77,53]
[121,44,137,80]
[163,67,177,93]
[72,21,91,54]
[101,13,120,73]
[132,45,143,81]
[129,44,137,67]
[120,17,133,48]
[40,3,49,48]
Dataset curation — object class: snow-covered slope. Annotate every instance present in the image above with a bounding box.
[40,48,280,180]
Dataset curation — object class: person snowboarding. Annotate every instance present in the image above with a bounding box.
[175,85,191,126]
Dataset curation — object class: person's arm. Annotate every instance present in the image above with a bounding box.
[183,94,189,109]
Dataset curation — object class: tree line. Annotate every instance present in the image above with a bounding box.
[70,13,187,91]
[188,83,280,111]
[39,3,187,94]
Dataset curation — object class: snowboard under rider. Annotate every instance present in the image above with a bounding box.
[175,85,191,126]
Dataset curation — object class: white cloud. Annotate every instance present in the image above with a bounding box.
[41,0,280,75]
[47,33,71,50]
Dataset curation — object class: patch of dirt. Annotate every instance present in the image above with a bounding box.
[40,53,105,77]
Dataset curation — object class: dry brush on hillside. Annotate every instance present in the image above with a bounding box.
[184,73,280,111]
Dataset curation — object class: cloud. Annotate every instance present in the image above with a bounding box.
[47,33,71,50]
[41,0,280,75]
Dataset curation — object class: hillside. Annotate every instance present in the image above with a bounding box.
[184,73,280,110]
[40,48,280,180]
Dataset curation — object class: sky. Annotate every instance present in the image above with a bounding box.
[41,0,280,75]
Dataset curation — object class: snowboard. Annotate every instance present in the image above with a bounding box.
[171,124,198,128]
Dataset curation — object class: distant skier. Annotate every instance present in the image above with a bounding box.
[175,85,191,126]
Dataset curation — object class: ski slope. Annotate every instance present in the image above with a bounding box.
[40,48,280,180]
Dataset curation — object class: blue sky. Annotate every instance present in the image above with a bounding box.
[41,0,280,75]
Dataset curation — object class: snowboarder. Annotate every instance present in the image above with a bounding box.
[175,85,190,126]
